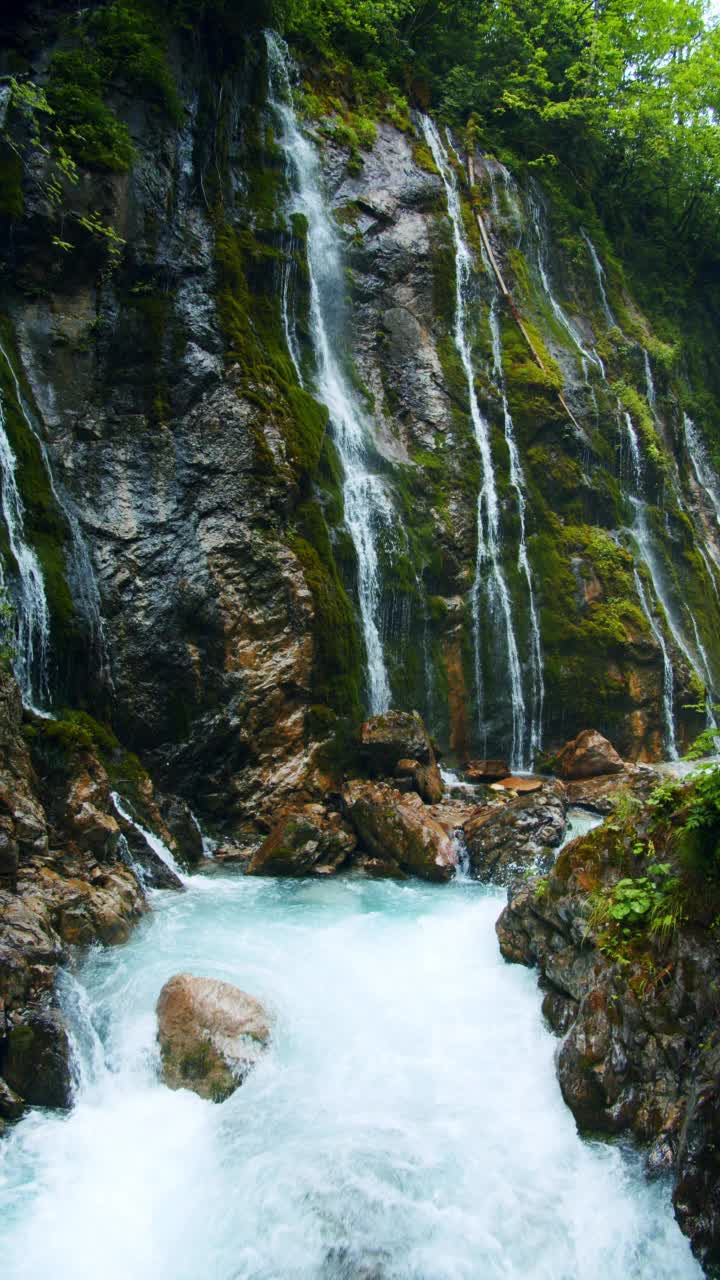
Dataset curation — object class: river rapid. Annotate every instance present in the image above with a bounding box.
[0,868,701,1279]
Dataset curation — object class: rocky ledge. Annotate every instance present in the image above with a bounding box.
[0,668,202,1129]
[496,764,720,1275]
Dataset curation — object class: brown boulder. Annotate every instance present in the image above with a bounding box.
[247,805,357,876]
[156,973,271,1102]
[360,712,444,803]
[556,730,624,780]
[343,780,457,882]
[465,759,509,783]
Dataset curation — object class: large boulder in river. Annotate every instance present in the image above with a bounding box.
[343,780,457,882]
[247,805,357,876]
[156,974,270,1102]
[359,711,443,803]
[463,780,567,884]
[556,729,624,780]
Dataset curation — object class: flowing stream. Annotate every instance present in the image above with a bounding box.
[421,116,527,769]
[0,868,700,1279]
[266,33,394,715]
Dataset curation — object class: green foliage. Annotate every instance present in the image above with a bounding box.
[46,52,134,172]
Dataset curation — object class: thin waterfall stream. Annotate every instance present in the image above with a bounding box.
[0,389,50,709]
[421,115,528,769]
[266,33,394,715]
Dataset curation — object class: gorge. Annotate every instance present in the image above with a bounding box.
[1,0,720,1275]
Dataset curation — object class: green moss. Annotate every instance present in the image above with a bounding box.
[47,52,134,172]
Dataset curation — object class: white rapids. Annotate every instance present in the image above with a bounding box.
[0,870,700,1280]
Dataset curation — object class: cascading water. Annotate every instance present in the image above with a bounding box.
[421,115,527,769]
[581,229,616,329]
[633,566,677,758]
[622,410,715,753]
[0,341,108,686]
[0,390,50,708]
[684,411,720,532]
[529,192,604,378]
[0,869,701,1279]
[266,33,394,715]
[487,294,544,756]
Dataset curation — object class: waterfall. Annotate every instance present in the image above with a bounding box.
[266,32,393,715]
[632,567,677,758]
[529,193,604,378]
[0,341,108,685]
[487,295,544,756]
[0,390,51,708]
[110,792,183,878]
[420,116,527,769]
[623,410,716,751]
[684,412,720,530]
[643,350,657,412]
[581,230,616,329]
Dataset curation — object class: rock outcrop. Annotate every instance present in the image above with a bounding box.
[247,804,357,877]
[464,780,567,884]
[343,780,457,882]
[156,973,271,1102]
[496,776,720,1273]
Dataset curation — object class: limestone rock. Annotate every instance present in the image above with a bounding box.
[463,780,567,884]
[556,729,624,780]
[156,973,271,1101]
[343,780,457,882]
[247,805,357,877]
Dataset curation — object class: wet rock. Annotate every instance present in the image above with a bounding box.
[463,780,567,884]
[343,780,457,882]
[564,763,660,814]
[118,819,185,892]
[674,1041,720,1275]
[247,805,357,877]
[359,712,444,804]
[556,729,624,780]
[3,1005,72,1110]
[156,973,271,1102]
[496,797,720,1268]
[496,775,544,793]
[351,853,407,879]
[465,759,509,783]
[157,794,204,867]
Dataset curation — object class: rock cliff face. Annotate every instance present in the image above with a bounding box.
[496,778,720,1274]
[1,2,719,845]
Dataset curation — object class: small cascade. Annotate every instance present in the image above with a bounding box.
[0,390,51,708]
[0,341,109,685]
[110,792,183,878]
[57,969,106,1096]
[421,115,527,769]
[191,809,216,858]
[266,32,394,714]
[581,230,616,328]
